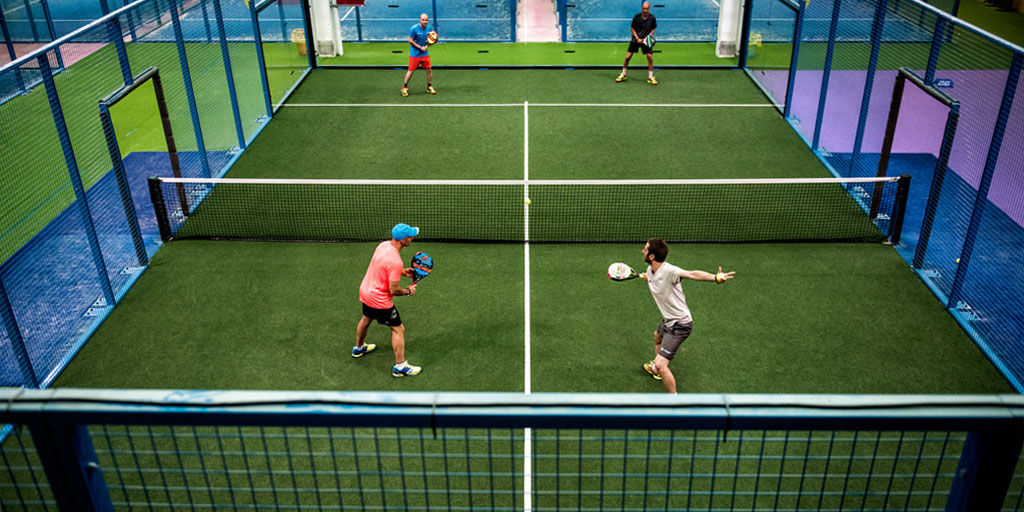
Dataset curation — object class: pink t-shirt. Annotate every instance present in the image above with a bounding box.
[359,241,403,308]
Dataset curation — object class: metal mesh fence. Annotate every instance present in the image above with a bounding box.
[747,0,1024,391]
[1,392,1021,510]
[0,0,302,387]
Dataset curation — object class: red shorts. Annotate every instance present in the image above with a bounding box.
[408,56,432,71]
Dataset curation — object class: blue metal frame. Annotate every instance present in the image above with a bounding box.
[911,101,959,269]
[737,0,753,69]
[782,0,804,119]
[0,277,37,388]
[355,5,362,42]
[27,421,113,512]
[925,16,945,85]
[947,53,1022,309]
[211,0,246,151]
[301,0,315,68]
[250,0,274,118]
[0,6,28,94]
[431,0,438,32]
[811,0,841,151]
[558,0,567,43]
[168,0,212,178]
[107,17,133,83]
[37,54,117,307]
[98,102,149,266]
[850,0,888,176]
[21,0,40,41]
[39,0,63,69]
[508,0,515,42]
[199,0,213,42]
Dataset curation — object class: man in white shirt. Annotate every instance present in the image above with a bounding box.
[640,238,734,393]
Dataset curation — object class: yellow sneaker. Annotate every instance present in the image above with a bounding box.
[643,361,662,381]
[615,73,626,82]
[647,76,658,85]
[426,86,437,94]
[401,87,409,97]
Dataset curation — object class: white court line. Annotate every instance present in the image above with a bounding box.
[284,103,775,108]
[522,100,533,512]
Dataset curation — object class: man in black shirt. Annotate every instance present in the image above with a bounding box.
[616,1,658,85]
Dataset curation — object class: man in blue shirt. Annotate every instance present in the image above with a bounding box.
[403,13,437,97]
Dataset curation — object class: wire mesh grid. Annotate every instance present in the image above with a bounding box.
[93,424,524,511]
[531,429,966,512]
[0,424,57,509]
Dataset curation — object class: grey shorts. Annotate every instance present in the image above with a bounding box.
[656,320,693,360]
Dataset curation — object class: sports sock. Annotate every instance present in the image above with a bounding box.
[649,71,653,78]
[403,83,408,88]
[427,83,432,87]
[395,361,407,368]
[622,66,627,74]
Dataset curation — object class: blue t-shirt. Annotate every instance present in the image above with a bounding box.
[409,24,434,57]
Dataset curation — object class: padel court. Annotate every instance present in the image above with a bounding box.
[50,68,1011,395]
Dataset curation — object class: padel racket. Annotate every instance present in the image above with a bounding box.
[607,262,640,282]
[412,251,433,283]
[643,33,655,48]
[426,30,438,45]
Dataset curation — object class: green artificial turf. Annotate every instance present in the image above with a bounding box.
[53,241,525,391]
[530,244,1011,394]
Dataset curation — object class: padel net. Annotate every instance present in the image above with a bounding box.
[148,176,910,244]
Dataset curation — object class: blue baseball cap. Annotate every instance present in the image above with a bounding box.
[392,223,420,241]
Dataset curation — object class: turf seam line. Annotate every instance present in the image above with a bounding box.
[523,100,533,512]
[282,103,776,107]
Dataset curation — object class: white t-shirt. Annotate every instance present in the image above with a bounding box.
[645,262,692,325]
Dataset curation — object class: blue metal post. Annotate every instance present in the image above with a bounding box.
[812,0,841,151]
[0,7,27,94]
[509,0,515,41]
[39,0,64,69]
[277,0,288,44]
[782,1,805,119]
[947,53,1022,308]
[169,0,212,178]
[431,0,438,32]
[21,0,40,41]
[99,0,111,15]
[925,17,945,85]
[355,5,362,41]
[912,101,959,269]
[28,422,114,511]
[108,18,133,84]
[0,277,37,388]
[558,0,567,43]
[212,0,246,150]
[249,0,273,116]
[301,0,315,68]
[737,0,752,69]
[850,0,888,176]
[38,54,117,306]
[945,427,1024,511]
[98,103,149,266]
[200,0,214,42]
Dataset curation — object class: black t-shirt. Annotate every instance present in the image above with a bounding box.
[631,13,657,40]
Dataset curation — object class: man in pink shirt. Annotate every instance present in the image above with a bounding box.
[353,223,422,377]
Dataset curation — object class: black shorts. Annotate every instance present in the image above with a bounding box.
[628,40,653,55]
[362,303,402,327]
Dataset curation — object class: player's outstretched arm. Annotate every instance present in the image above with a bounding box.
[680,267,735,284]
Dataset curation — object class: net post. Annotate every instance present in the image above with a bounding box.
[870,70,906,219]
[889,174,910,245]
[149,177,173,242]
